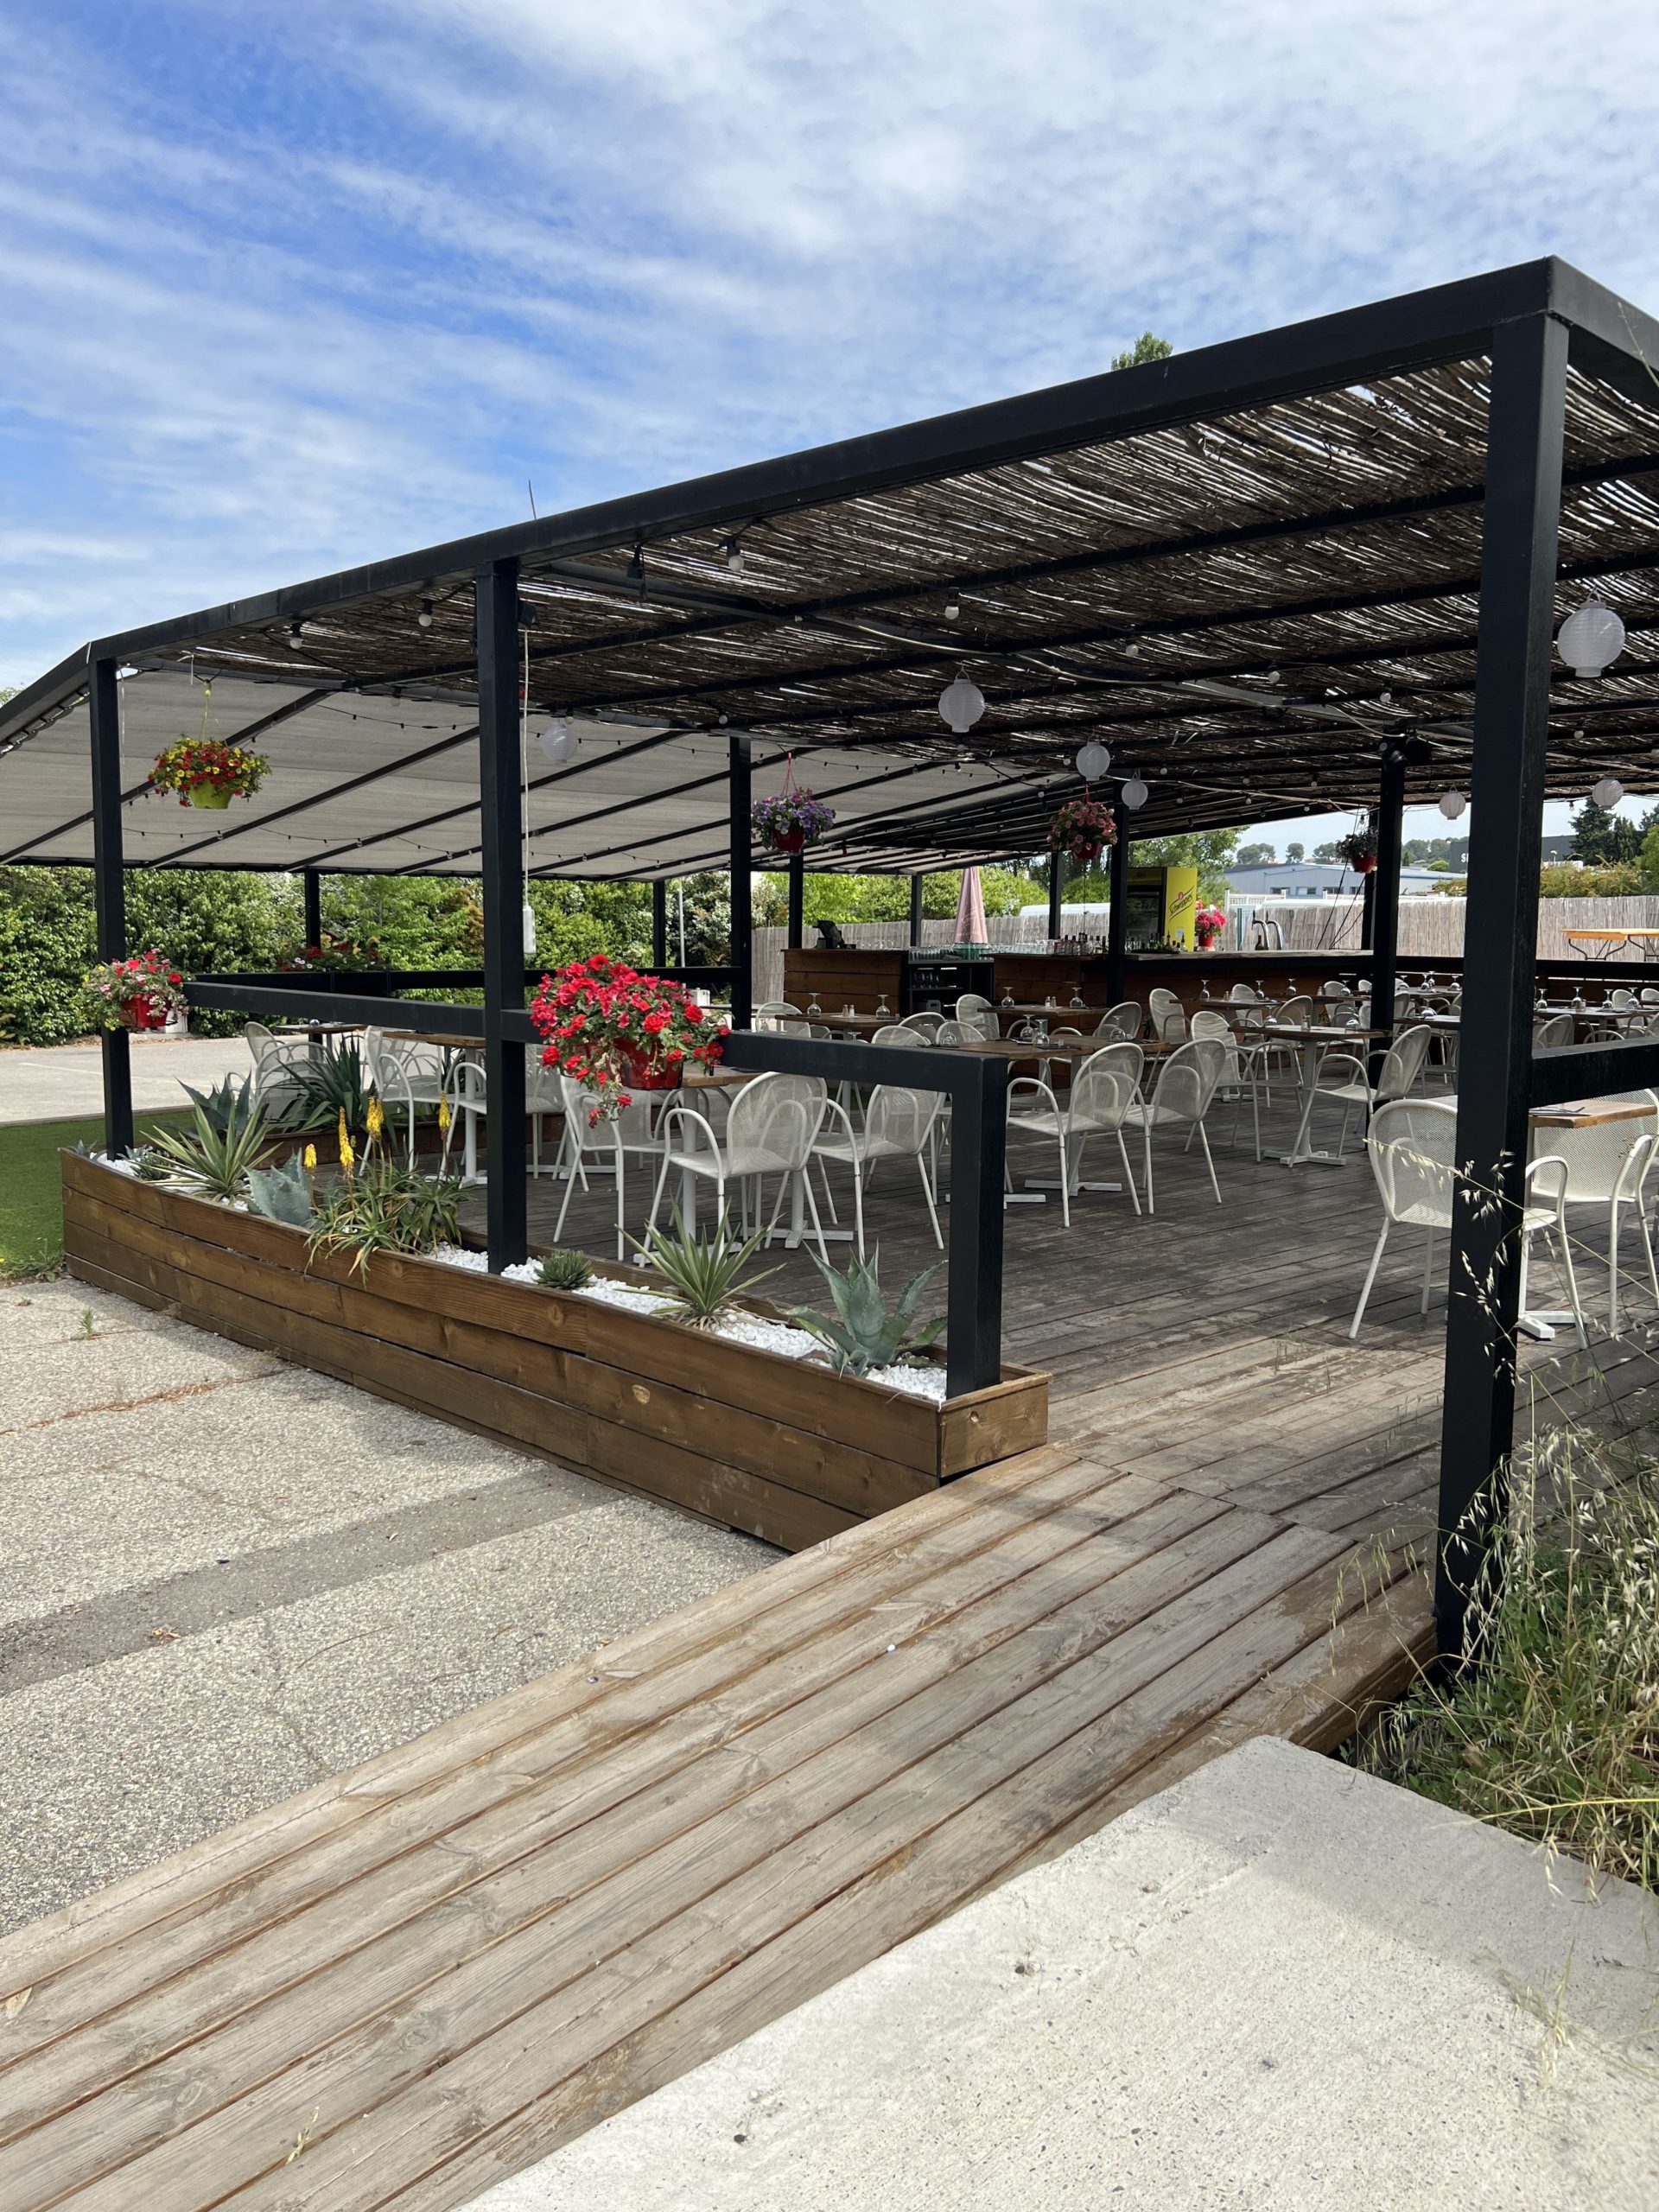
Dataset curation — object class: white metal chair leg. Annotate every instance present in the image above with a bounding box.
[1292,1083,1318,1159]
[613,1149,626,1262]
[1197,1122,1221,1205]
[1608,1206,1621,1336]
[1056,1131,1072,1228]
[1554,1224,1588,1347]
[915,1155,942,1249]
[1143,1124,1155,1215]
[1421,1225,1434,1316]
[555,1147,582,1242]
[1517,1228,1530,1324]
[801,1169,831,1264]
[1348,1218,1391,1338]
[1115,1130,1141,1214]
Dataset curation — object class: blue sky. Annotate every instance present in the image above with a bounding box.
[5,1,1659,845]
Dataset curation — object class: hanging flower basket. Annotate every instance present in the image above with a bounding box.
[1047,794,1117,869]
[1336,829,1378,875]
[80,950,188,1033]
[149,737,270,810]
[751,758,836,855]
[531,954,727,1120]
[1194,904,1228,950]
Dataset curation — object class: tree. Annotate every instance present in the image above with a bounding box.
[1312,842,1338,864]
[1236,842,1274,866]
[1571,798,1641,866]
[1285,842,1305,863]
[1067,828,1239,906]
[1111,332,1175,371]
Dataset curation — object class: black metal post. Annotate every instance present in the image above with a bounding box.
[1436,310,1567,1663]
[88,657,133,1160]
[1105,813,1130,1002]
[1369,750,1407,1065]
[476,558,528,1270]
[728,733,753,1029]
[302,867,322,951]
[1359,830,1376,950]
[786,850,804,950]
[1047,853,1065,942]
[652,879,668,967]
[909,873,925,947]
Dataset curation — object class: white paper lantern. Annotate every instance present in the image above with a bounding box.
[1592,775,1625,810]
[938,675,986,734]
[1437,789,1467,820]
[538,719,579,766]
[1076,740,1112,782]
[1557,602,1626,677]
[1119,775,1149,811]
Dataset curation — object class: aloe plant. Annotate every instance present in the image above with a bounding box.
[181,1072,257,1134]
[630,1209,779,1326]
[787,1250,945,1378]
[277,1039,373,1135]
[143,1096,273,1203]
[308,1159,462,1274]
[246,1154,314,1227]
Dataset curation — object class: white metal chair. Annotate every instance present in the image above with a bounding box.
[1060,1045,1145,1212]
[648,1071,830,1259]
[899,1013,944,1040]
[1289,1024,1432,1161]
[1095,1000,1143,1039]
[1147,986,1187,1042]
[552,1073,677,1259]
[810,1084,944,1255]
[1544,1094,1659,1334]
[363,1026,455,1165]
[1122,1037,1226,1211]
[245,1020,312,1121]
[1191,1007,1265,1160]
[1005,1075,1075,1227]
[955,993,1000,1040]
[1351,1099,1583,1344]
[1534,1012,1576,1049]
[754,1001,810,1034]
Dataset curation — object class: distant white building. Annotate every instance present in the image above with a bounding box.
[1222,860,1452,899]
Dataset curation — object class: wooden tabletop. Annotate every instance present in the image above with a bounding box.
[957,1034,1178,1061]
[1530,1096,1655,1128]
[1566,928,1659,944]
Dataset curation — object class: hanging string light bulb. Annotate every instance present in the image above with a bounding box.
[1592,775,1625,810]
[1437,790,1467,820]
[1076,740,1111,783]
[539,719,579,766]
[1119,774,1149,811]
[938,674,985,734]
[417,598,434,630]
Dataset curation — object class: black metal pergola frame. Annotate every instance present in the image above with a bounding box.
[27,255,1659,1657]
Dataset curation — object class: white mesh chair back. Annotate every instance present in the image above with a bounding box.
[1277,995,1316,1027]
[1376,1024,1432,1101]
[1228,983,1264,1003]
[871,1024,913,1044]
[725,1073,823,1178]
[1367,1099,1458,1228]
[1148,987,1187,1042]
[1148,1037,1224,1124]
[956,993,993,1021]
[865,1085,941,1157]
[1609,988,1637,1008]
[525,1052,565,1116]
[1319,979,1354,1001]
[933,1020,968,1046]
[1070,1051,1139,1134]
[359,1027,390,1091]
[1096,1000,1142,1039]
[755,1001,810,1036]
[246,1020,308,1109]
[1535,1013,1575,1049]
[1190,1009,1230,1040]
[899,1014,943,1039]
[1546,1103,1655,1205]
[1642,988,1659,1005]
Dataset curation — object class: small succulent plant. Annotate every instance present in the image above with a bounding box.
[537,1248,594,1291]
[629,1209,778,1326]
[246,1154,314,1227]
[788,1250,945,1378]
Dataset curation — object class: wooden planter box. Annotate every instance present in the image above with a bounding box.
[60,1154,1048,1552]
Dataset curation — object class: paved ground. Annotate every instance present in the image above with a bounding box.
[0,1033,255,1125]
[0,1277,769,1934]
[479,1737,1659,2212]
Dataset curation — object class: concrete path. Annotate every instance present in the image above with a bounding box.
[0,1278,768,1932]
[476,1737,1659,2212]
[0,1034,256,1125]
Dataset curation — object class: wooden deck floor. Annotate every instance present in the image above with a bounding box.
[6,1084,1656,2209]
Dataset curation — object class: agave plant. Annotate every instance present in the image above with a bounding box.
[308,1159,462,1275]
[629,1209,778,1326]
[246,1153,314,1227]
[142,1095,274,1203]
[537,1247,594,1291]
[787,1250,945,1378]
[277,1039,373,1135]
[180,1072,257,1134]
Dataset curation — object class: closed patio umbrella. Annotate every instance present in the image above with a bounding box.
[954,866,988,944]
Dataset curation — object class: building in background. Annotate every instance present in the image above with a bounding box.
[1222,859,1455,900]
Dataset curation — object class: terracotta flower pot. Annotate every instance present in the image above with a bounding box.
[190,787,232,810]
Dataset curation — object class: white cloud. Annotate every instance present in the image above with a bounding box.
[3,0,1659,709]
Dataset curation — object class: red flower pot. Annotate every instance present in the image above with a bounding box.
[1355,855,1377,875]
[619,1046,680,1092]
[769,826,806,854]
[123,997,168,1031]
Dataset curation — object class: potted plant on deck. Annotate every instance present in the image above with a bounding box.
[531,954,727,1118]
[1194,902,1228,950]
[80,950,188,1032]
[149,737,270,810]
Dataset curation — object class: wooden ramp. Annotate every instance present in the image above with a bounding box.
[0,1435,1424,2211]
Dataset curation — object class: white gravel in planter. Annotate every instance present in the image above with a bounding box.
[429,1245,543,1286]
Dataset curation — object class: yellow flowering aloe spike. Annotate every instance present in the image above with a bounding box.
[337,1107,354,1173]
[366,1094,385,1140]
[437,1096,451,1133]
[302,1143,317,1171]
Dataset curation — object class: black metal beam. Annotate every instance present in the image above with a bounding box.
[477,559,528,1269]
[909,872,925,946]
[721,1030,1007,1396]
[1047,853,1065,941]
[1106,810,1129,1001]
[1529,1035,1659,1104]
[728,734,753,1031]
[1369,746,1407,1061]
[652,878,668,966]
[303,868,322,950]
[1437,310,1568,1666]
[786,850,804,951]
[88,658,132,1159]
